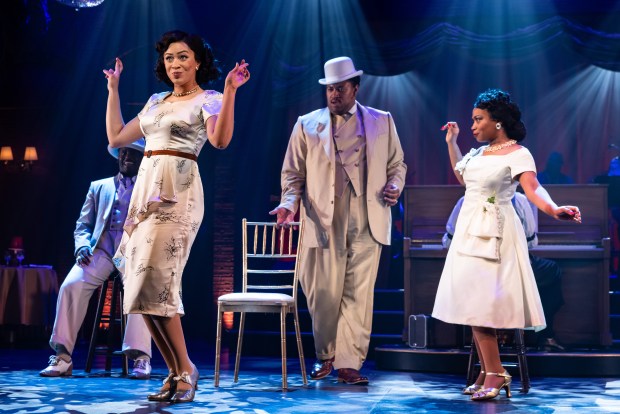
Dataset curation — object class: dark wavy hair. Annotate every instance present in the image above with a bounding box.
[154,30,221,87]
[474,89,526,142]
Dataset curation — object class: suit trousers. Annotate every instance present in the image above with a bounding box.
[49,248,151,358]
[300,184,382,370]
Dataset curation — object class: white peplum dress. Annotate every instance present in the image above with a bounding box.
[432,146,546,331]
[114,90,222,317]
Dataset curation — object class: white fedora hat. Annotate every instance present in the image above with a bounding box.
[108,138,146,159]
[318,57,363,85]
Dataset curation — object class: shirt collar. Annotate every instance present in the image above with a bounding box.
[117,173,136,188]
[331,102,358,120]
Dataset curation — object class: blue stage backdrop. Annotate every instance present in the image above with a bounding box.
[1,0,619,338]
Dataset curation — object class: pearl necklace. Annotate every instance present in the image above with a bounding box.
[484,139,517,153]
[171,86,199,97]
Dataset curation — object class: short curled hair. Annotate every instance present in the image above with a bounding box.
[474,89,526,142]
[154,30,221,87]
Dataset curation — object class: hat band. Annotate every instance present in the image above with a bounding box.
[145,149,198,162]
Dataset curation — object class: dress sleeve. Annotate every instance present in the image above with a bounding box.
[510,147,537,179]
[201,91,223,120]
[138,93,160,118]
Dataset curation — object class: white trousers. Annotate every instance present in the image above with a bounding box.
[49,248,151,359]
[300,185,382,370]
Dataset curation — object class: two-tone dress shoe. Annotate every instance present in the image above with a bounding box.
[39,355,73,377]
[309,357,335,380]
[129,358,151,380]
[337,368,369,385]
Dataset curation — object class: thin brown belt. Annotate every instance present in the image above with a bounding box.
[145,149,197,162]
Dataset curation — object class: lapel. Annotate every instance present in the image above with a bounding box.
[102,176,118,217]
[316,108,335,164]
[358,102,378,164]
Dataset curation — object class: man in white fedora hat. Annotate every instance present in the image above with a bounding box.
[270,57,406,384]
[41,139,153,379]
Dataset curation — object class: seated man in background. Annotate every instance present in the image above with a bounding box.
[40,140,153,377]
[443,192,565,352]
[537,151,574,184]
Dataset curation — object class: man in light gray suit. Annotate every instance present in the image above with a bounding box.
[41,140,152,378]
[270,57,406,384]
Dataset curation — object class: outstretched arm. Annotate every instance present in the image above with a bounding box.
[519,171,581,222]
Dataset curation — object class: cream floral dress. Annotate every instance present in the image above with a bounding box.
[114,90,222,317]
[432,147,546,331]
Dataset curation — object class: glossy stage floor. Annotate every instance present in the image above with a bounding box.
[1,343,619,414]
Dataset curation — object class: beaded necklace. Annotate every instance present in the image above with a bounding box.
[171,86,199,97]
[484,139,517,153]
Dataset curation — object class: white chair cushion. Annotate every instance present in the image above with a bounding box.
[218,292,294,304]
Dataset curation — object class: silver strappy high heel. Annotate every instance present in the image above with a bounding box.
[471,370,512,401]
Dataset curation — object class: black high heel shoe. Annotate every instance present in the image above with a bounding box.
[171,365,199,403]
[147,371,177,401]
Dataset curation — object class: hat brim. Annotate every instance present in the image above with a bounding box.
[318,70,363,85]
[108,139,146,159]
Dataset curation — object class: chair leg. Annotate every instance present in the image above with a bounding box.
[116,277,128,376]
[233,312,245,383]
[214,304,223,387]
[293,307,307,386]
[106,278,121,372]
[465,334,477,386]
[280,306,288,390]
[514,329,530,393]
[85,278,109,373]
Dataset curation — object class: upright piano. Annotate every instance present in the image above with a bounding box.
[402,184,612,347]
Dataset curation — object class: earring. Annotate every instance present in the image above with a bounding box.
[196,66,199,70]
[495,123,501,130]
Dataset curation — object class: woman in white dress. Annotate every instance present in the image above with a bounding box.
[432,89,581,401]
[103,30,250,403]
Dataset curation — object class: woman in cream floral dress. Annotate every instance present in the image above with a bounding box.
[432,89,581,401]
[103,30,250,403]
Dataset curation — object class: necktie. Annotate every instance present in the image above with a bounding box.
[335,113,351,130]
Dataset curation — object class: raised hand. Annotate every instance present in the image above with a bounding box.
[441,121,459,144]
[102,57,123,91]
[225,59,250,90]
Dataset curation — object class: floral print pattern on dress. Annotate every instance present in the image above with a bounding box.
[164,236,180,261]
[170,121,191,138]
[158,286,170,303]
[136,263,155,276]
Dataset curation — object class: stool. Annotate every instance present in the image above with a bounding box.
[465,328,530,393]
[84,271,128,375]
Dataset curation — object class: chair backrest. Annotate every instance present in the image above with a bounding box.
[242,219,304,301]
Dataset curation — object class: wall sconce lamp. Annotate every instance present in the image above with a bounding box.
[0,146,38,172]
